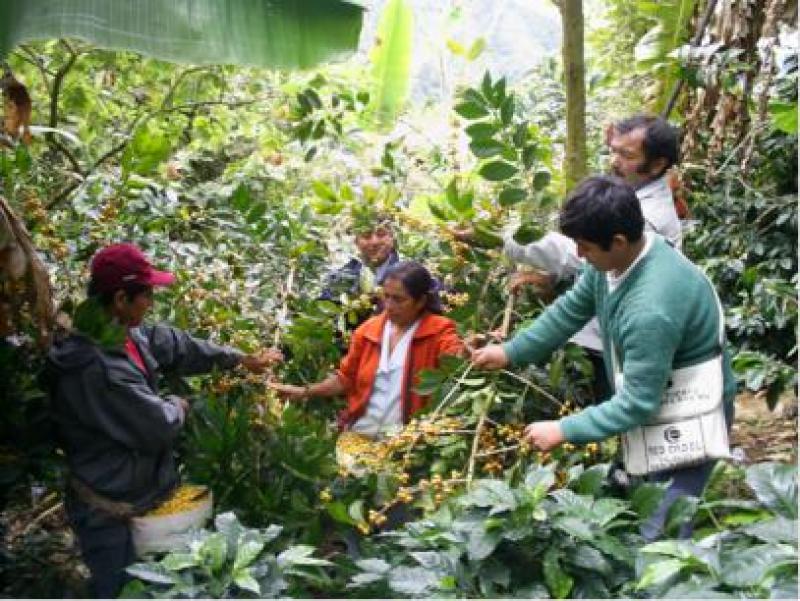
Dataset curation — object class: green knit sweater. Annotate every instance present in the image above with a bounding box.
[503,236,736,444]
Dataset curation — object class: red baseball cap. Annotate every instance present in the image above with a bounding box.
[90,243,175,293]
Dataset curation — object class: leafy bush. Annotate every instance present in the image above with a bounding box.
[121,512,333,598]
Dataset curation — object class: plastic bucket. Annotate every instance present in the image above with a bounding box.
[130,487,212,557]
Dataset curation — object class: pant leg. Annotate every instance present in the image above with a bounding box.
[640,460,716,541]
[65,493,135,599]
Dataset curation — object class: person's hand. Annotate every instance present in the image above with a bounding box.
[508,271,554,295]
[470,344,509,370]
[268,381,309,402]
[240,348,283,373]
[522,420,565,451]
[450,225,475,242]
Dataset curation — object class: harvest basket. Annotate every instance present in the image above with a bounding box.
[130,484,212,557]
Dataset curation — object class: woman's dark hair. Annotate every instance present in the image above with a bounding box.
[559,176,645,250]
[87,280,152,307]
[383,261,442,314]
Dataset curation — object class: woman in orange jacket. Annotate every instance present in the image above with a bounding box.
[271,261,464,438]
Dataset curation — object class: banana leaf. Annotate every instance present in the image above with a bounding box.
[366,0,413,129]
[0,0,364,70]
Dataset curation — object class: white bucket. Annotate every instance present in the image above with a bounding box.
[130,488,212,557]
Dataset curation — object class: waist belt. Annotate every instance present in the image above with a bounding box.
[69,477,139,520]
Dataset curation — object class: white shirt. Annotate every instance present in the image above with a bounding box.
[502,174,680,351]
[350,319,419,439]
[607,232,655,293]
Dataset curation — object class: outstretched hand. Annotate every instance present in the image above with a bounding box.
[522,420,565,451]
[240,348,283,373]
[470,344,509,370]
[268,381,308,402]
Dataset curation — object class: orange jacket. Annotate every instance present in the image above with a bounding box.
[336,311,464,429]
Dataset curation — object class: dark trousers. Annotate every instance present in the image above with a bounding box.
[65,493,135,598]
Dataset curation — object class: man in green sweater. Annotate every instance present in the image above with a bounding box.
[472,175,735,540]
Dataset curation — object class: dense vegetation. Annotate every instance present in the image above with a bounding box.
[0,1,796,598]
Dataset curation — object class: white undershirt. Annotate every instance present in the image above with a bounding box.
[351,319,420,439]
[607,232,654,293]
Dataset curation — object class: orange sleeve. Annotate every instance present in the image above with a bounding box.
[336,329,365,393]
[437,320,465,358]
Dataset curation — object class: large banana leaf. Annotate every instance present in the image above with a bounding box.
[366,0,413,130]
[0,0,364,69]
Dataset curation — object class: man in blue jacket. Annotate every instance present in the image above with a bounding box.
[48,243,279,597]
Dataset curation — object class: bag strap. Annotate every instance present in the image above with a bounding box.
[610,267,725,381]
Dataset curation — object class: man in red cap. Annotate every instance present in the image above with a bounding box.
[47,243,279,598]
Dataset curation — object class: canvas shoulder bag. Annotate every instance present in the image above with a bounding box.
[612,275,731,476]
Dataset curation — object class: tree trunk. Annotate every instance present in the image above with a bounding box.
[559,0,587,191]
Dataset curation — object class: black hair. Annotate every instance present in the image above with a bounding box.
[614,115,680,178]
[559,176,644,250]
[87,280,152,307]
[383,261,442,314]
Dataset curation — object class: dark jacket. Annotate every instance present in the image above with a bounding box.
[47,324,242,512]
[319,251,401,302]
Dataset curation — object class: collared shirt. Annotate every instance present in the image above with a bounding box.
[351,319,420,439]
[607,232,655,293]
[502,174,680,351]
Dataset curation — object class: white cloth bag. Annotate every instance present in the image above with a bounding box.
[612,275,731,476]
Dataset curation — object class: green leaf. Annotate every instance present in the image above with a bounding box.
[233,537,265,571]
[746,462,798,518]
[636,558,685,590]
[444,178,472,213]
[125,563,176,585]
[445,38,466,56]
[200,532,228,573]
[454,101,489,119]
[469,139,506,158]
[277,545,331,568]
[479,160,518,182]
[570,544,611,575]
[160,553,198,571]
[498,187,526,206]
[467,525,502,561]
[543,548,573,599]
[234,567,261,595]
[499,97,514,126]
[465,122,499,140]
[533,170,551,191]
[720,543,798,588]
[367,0,413,129]
[664,496,699,536]
[571,464,608,496]
[230,184,252,212]
[355,558,391,574]
[388,566,440,596]
[463,479,517,514]
[743,516,798,544]
[554,516,594,540]
[122,121,172,177]
[769,101,798,134]
[312,181,339,202]
[466,37,487,61]
[524,464,556,491]
[0,0,364,70]
[630,482,668,519]
[348,499,366,523]
[480,71,494,101]
[513,223,545,244]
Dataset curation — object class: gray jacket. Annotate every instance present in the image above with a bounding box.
[47,324,242,512]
